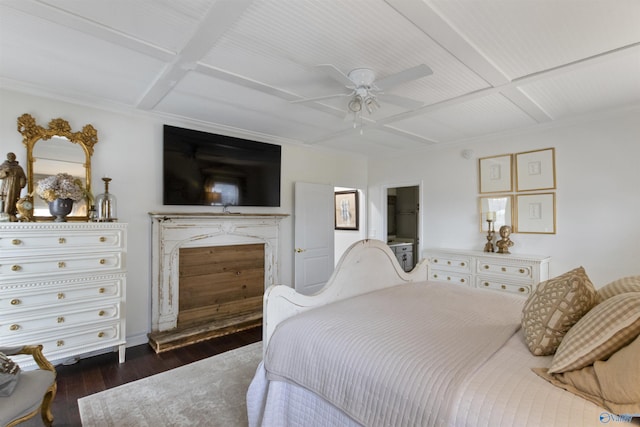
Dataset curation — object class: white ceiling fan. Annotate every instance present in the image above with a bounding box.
[293,63,433,116]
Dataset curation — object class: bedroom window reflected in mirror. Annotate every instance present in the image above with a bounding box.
[479,195,513,232]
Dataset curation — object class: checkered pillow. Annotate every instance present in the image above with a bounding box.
[521,267,597,356]
[549,293,640,373]
[597,275,640,303]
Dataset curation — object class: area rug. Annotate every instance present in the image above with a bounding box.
[78,342,262,426]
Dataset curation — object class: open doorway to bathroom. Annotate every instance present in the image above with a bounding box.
[386,185,420,272]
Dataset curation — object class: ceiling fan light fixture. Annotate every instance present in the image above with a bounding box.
[364,96,379,114]
[348,95,363,112]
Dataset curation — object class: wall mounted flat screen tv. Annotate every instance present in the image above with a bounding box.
[163,125,281,207]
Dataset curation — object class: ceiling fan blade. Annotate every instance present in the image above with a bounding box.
[374,64,433,91]
[316,64,355,87]
[291,91,353,104]
[376,93,424,110]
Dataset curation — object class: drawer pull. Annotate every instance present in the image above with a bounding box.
[447,276,451,280]
[460,262,465,266]
[484,265,489,269]
[433,274,438,278]
[98,310,106,316]
[501,285,506,289]
[519,287,526,293]
[10,299,21,305]
[99,236,106,242]
[11,265,21,271]
[9,324,20,331]
[484,282,490,286]
[447,261,451,265]
[99,259,106,265]
[59,237,66,244]
[11,239,21,245]
[58,261,66,268]
[460,279,465,283]
[501,267,506,272]
[57,317,65,323]
[433,259,438,263]
[98,332,105,338]
[98,288,105,294]
[519,269,526,274]
[57,293,65,299]
[57,340,64,347]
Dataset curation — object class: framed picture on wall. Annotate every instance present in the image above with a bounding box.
[516,192,556,234]
[335,190,359,230]
[516,148,556,191]
[478,195,513,232]
[479,154,512,193]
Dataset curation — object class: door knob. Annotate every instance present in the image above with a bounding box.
[295,248,305,253]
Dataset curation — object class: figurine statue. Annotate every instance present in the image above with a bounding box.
[0,152,27,221]
[496,225,514,254]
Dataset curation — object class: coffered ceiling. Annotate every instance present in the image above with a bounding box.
[1,0,639,156]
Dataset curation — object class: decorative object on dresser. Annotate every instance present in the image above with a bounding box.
[16,114,98,221]
[95,177,117,222]
[496,225,515,254]
[423,248,550,295]
[15,194,34,222]
[0,222,127,367]
[483,211,496,252]
[0,152,27,222]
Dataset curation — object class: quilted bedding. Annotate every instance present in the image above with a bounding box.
[259,281,525,427]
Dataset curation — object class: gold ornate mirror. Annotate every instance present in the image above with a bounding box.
[17,114,98,221]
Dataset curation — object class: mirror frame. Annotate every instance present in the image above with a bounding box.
[17,113,98,221]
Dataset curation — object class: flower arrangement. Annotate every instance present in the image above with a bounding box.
[36,173,85,202]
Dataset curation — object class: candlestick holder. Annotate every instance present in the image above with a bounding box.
[483,219,495,252]
[95,177,117,222]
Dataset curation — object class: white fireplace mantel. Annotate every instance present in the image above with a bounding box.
[149,212,288,332]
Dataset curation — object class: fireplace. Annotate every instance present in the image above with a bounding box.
[148,213,287,352]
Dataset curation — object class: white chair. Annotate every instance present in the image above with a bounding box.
[0,345,56,427]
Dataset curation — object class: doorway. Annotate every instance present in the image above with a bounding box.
[386,185,420,269]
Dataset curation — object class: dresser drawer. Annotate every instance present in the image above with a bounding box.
[429,269,471,286]
[476,261,532,279]
[476,277,531,295]
[0,277,122,311]
[0,227,124,253]
[1,252,123,277]
[427,254,471,272]
[0,302,121,337]
[8,322,123,367]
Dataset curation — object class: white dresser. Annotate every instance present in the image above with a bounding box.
[423,249,550,295]
[0,222,127,367]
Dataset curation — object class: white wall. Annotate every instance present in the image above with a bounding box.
[368,106,640,287]
[0,89,368,345]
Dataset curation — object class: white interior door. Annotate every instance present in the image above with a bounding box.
[294,182,334,295]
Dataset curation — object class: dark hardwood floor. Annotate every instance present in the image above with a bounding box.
[26,327,262,427]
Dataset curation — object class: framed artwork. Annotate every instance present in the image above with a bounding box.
[335,190,359,230]
[478,195,513,232]
[516,193,556,234]
[479,154,512,193]
[516,148,556,191]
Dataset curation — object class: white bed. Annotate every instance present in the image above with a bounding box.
[247,239,638,427]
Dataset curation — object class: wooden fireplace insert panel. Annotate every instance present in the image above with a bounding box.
[178,243,265,328]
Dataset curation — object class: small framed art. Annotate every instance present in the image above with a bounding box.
[335,190,359,230]
[516,148,556,191]
[479,154,512,194]
[478,195,513,232]
[516,192,556,234]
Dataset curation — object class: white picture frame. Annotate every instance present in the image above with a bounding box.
[516,148,556,191]
[516,193,556,234]
[479,154,512,194]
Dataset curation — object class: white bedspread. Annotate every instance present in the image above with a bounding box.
[261,282,525,427]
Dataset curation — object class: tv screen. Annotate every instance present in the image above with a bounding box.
[163,125,281,207]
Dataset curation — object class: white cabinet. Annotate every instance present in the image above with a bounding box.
[0,222,127,367]
[389,243,414,272]
[423,249,550,295]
